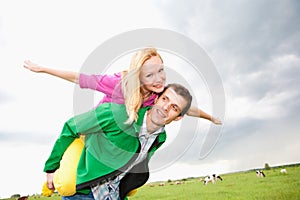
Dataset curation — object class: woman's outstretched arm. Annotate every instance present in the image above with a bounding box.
[187,106,222,125]
[23,60,79,83]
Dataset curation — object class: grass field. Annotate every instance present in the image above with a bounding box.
[129,165,300,200]
[4,165,300,200]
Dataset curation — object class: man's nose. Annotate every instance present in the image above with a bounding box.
[162,103,170,111]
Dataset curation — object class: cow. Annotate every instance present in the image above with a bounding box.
[158,182,165,186]
[280,168,287,174]
[256,170,266,177]
[175,181,184,185]
[203,174,223,185]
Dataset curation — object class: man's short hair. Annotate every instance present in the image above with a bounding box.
[163,83,192,116]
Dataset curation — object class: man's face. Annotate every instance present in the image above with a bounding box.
[148,87,187,126]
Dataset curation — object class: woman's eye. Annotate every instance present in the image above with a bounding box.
[146,74,152,78]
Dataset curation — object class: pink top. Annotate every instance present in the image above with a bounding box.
[79,72,158,107]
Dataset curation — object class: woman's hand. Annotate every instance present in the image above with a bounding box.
[23,60,43,73]
[211,117,222,125]
[23,60,79,83]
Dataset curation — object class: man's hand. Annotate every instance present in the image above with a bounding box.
[46,173,55,190]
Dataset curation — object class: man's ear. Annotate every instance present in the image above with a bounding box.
[154,96,158,104]
[173,115,183,121]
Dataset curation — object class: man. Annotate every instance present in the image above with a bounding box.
[44,83,192,200]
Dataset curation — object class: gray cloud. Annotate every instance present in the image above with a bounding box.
[214,115,300,159]
[0,19,5,47]
[158,0,300,113]
[154,1,300,76]
[175,114,300,173]
[0,131,54,144]
[0,90,14,104]
[152,0,300,170]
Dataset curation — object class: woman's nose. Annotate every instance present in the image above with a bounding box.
[153,74,160,82]
[154,74,164,83]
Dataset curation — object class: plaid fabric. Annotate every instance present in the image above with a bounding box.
[91,115,164,199]
[91,176,121,200]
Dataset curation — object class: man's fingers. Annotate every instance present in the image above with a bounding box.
[47,182,55,190]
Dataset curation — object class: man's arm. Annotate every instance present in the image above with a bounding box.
[43,118,81,173]
[44,103,129,172]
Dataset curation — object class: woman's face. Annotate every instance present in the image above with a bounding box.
[139,55,166,94]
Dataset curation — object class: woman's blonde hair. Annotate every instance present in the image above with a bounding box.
[121,47,163,124]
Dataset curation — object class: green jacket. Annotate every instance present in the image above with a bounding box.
[44,103,166,199]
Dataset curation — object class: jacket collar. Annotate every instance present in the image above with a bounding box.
[133,106,151,134]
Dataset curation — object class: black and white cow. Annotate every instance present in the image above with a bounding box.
[203,174,223,185]
[256,170,266,177]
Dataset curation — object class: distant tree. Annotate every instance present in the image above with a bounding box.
[265,163,271,170]
[11,194,21,198]
[167,179,172,183]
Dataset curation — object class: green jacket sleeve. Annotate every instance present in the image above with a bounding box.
[43,117,80,172]
[43,103,129,172]
[43,107,108,172]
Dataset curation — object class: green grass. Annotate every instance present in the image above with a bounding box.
[129,166,300,200]
[3,165,300,200]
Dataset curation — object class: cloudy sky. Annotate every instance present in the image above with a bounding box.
[1,0,300,198]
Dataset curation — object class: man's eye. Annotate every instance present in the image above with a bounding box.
[172,105,178,112]
[159,68,164,73]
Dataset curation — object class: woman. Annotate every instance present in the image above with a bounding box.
[24,47,221,124]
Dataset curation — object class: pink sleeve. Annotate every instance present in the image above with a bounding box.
[79,73,121,95]
[142,94,158,107]
[79,72,125,105]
